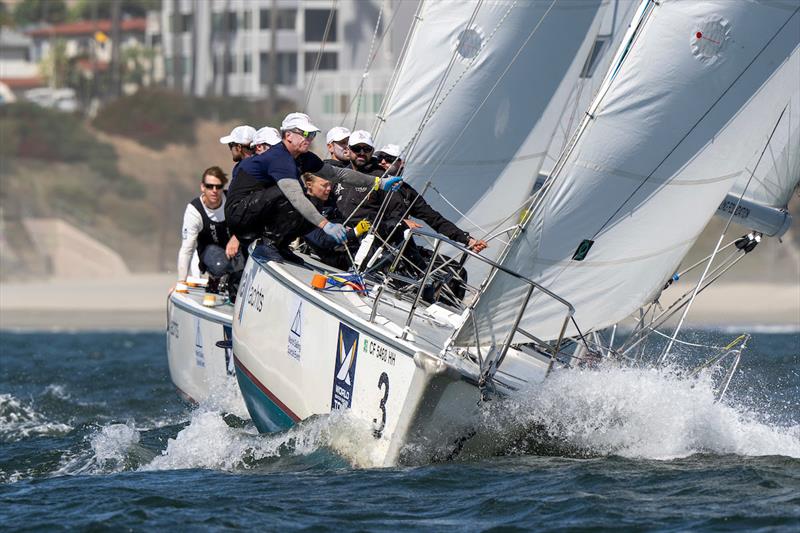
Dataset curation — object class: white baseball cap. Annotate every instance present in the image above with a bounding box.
[349,130,374,148]
[219,125,256,145]
[326,126,351,144]
[376,144,401,158]
[252,126,281,147]
[281,112,320,133]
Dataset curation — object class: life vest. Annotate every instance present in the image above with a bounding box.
[190,197,230,272]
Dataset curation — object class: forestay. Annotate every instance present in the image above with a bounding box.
[373,0,603,245]
[455,0,800,345]
[714,45,800,236]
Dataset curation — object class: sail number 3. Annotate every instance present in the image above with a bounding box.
[373,372,389,439]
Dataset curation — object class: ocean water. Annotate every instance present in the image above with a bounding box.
[1,330,798,530]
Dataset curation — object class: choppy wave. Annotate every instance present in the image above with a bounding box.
[471,364,800,461]
[0,393,73,442]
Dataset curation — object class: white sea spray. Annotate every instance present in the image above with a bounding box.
[478,364,800,460]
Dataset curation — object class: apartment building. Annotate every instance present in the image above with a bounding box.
[158,0,416,131]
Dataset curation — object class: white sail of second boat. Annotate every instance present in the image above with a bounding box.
[455,0,800,346]
[714,45,800,236]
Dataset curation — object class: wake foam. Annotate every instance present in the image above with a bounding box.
[477,365,800,460]
[141,408,374,471]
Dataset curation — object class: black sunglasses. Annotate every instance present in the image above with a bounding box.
[203,183,224,190]
[228,142,239,149]
[380,155,397,163]
[350,145,373,154]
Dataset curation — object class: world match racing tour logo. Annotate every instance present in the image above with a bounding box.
[331,323,359,409]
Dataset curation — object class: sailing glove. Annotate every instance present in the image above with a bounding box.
[322,222,348,244]
[354,219,372,237]
[374,176,403,191]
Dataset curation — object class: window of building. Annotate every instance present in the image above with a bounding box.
[323,94,335,114]
[243,54,252,74]
[304,51,337,71]
[580,36,609,78]
[259,52,298,86]
[259,9,296,30]
[170,13,193,33]
[372,93,383,113]
[339,94,349,114]
[305,9,337,42]
[240,11,251,30]
[212,11,238,33]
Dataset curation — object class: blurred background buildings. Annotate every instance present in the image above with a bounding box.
[0,0,797,297]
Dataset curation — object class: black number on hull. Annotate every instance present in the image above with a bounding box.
[373,372,389,439]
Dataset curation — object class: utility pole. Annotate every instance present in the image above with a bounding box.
[171,0,182,92]
[189,0,197,95]
[221,0,231,97]
[110,0,122,98]
[269,0,277,113]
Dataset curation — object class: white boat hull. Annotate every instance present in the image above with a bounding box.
[232,256,552,466]
[167,290,244,410]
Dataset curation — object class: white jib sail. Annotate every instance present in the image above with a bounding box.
[372,0,603,247]
[455,0,800,346]
[715,45,800,236]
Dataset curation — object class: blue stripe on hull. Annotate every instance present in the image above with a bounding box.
[235,367,296,433]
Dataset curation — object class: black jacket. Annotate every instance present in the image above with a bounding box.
[337,182,469,246]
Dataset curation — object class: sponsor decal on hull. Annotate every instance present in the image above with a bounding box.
[194,317,205,368]
[332,323,359,410]
[288,298,302,361]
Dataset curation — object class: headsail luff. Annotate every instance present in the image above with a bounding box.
[372,0,603,248]
[714,45,800,237]
[454,0,800,346]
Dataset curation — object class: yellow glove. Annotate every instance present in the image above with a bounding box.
[355,219,372,237]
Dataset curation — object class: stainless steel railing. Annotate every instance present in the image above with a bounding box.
[367,228,575,379]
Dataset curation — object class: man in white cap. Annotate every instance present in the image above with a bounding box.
[347,130,383,176]
[252,126,281,155]
[219,125,256,164]
[220,125,256,187]
[374,143,403,176]
[224,112,402,263]
[325,126,352,168]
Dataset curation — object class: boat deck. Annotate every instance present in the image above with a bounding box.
[257,253,554,389]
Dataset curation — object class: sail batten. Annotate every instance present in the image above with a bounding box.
[454,0,800,346]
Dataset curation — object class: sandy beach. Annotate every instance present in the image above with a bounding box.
[0,273,797,332]
[0,274,175,331]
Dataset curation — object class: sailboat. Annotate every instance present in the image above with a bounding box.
[229,0,798,466]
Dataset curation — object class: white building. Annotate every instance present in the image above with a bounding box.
[158,0,416,132]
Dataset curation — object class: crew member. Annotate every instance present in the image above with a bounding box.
[219,125,256,178]
[374,144,404,176]
[224,112,402,262]
[177,166,242,286]
[301,173,370,269]
[325,126,352,168]
[252,126,281,155]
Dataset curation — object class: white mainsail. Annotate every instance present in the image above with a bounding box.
[373,0,604,242]
[455,0,800,345]
[714,45,800,236]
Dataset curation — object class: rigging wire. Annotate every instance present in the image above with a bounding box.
[348,1,385,129]
[659,104,789,364]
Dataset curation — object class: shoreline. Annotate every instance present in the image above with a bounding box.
[1,275,797,333]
